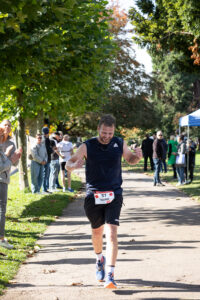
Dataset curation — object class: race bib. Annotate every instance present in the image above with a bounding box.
[94,191,114,205]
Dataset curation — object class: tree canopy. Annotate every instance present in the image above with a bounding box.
[129,0,200,135]
[0,0,114,121]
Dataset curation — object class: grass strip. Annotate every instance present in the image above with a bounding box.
[0,173,82,295]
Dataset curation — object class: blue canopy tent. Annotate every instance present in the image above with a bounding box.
[179,109,200,181]
[179,109,200,128]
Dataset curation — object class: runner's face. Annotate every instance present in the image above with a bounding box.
[98,124,115,144]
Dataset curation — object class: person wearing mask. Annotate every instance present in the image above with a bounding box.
[153,131,165,186]
[0,120,22,249]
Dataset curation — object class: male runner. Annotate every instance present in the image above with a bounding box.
[66,114,142,288]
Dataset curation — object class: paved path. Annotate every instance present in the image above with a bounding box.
[1,169,200,300]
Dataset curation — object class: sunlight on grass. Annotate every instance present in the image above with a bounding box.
[0,172,82,295]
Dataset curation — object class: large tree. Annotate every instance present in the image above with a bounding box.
[0,0,114,189]
[129,0,200,134]
[103,1,157,130]
[59,1,158,137]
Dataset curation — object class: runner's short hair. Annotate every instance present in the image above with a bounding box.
[98,114,116,128]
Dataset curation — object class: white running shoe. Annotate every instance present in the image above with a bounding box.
[63,187,66,192]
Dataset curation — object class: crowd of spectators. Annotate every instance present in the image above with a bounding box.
[30,128,76,194]
[141,131,197,186]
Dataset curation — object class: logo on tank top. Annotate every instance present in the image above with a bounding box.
[113,143,118,147]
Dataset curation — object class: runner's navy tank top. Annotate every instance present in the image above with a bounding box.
[85,137,123,195]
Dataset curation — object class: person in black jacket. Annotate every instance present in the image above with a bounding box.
[153,131,165,186]
[185,139,196,183]
[42,127,53,193]
[141,134,154,171]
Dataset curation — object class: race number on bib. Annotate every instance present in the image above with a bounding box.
[94,191,114,205]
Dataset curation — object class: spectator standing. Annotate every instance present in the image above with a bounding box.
[161,138,168,173]
[167,135,178,179]
[57,134,74,192]
[175,135,186,186]
[55,131,63,189]
[185,139,196,183]
[0,120,22,249]
[153,131,165,186]
[42,127,53,193]
[49,132,63,192]
[141,134,154,171]
[30,133,48,194]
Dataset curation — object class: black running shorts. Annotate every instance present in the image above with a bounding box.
[60,161,66,171]
[84,193,123,229]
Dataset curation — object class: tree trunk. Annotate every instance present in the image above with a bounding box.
[18,115,29,190]
[36,111,44,133]
[16,89,29,191]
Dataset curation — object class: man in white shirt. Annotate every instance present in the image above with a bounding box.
[57,135,74,192]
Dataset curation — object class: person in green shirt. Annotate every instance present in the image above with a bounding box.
[167,135,178,179]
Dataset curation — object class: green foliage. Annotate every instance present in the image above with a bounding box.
[130,0,200,136]
[103,34,158,130]
[0,0,115,121]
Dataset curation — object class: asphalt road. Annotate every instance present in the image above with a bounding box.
[1,169,200,300]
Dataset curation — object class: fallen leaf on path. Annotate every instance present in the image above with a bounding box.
[43,269,56,274]
[27,250,34,257]
[27,217,40,222]
[34,246,40,253]
[71,282,83,286]
[8,280,17,284]
[129,239,135,242]
[67,247,77,251]
[121,252,126,254]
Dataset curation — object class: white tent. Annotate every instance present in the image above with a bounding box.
[179,109,200,127]
[179,109,200,181]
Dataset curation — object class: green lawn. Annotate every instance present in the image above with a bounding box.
[0,173,82,295]
[122,151,200,202]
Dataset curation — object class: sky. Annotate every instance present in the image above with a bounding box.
[111,0,153,74]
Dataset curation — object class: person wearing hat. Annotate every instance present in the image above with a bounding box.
[42,127,53,193]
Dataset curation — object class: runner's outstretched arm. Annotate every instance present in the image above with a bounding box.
[66,143,86,172]
[122,141,143,165]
